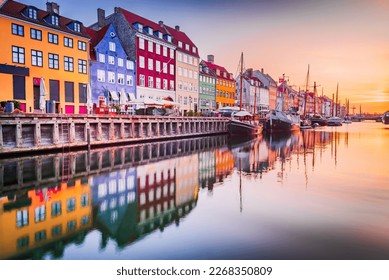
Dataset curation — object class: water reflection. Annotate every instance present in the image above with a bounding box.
[1,124,389,259]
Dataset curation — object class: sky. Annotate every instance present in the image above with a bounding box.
[21,0,389,113]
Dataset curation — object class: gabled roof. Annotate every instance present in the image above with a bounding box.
[0,0,89,38]
[199,61,217,78]
[85,24,110,61]
[163,25,199,58]
[202,60,234,81]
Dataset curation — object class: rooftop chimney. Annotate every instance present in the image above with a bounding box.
[97,8,105,29]
[159,21,164,27]
[46,2,60,14]
[207,55,214,64]
[246,68,253,77]
[261,68,264,73]
[175,25,180,31]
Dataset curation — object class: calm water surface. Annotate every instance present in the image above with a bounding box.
[1,122,388,260]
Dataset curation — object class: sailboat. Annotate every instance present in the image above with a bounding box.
[227,52,263,136]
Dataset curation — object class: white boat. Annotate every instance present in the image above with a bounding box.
[327,116,343,126]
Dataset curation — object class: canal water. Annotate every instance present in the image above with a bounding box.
[1,122,388,260]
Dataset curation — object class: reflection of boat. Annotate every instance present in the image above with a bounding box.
[228,111,263,136]
[309,114,328,126]
[327,117,343,126]
[265,110,300,132]
[383,111,389,125]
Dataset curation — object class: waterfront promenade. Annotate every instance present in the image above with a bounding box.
[0,113,228,156]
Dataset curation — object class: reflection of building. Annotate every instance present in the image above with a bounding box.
[0,179,91,259]
[176,154,199,211]
[198,150,216,189]
[90,167,137,247]
[215,148,234,183]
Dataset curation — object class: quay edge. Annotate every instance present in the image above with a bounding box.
[0,113,229,157]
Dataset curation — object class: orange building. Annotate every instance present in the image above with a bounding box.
[0,179,92,259]
[0,1,90,114]
[203,55,235,108]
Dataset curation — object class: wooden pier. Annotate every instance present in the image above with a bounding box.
[0,114,229,156]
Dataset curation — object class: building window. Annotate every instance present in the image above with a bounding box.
[16,210,28,227]
[148,58,153,70]
[49,79,60,101]
[67,198,76,212]
[185,44,190,51]
[137,23,143,32]
[183,69,188,77]
[170,49,174,59]
[12,46,25,64]
[48,33,58,44]
[35,230,47,242]
[163,46,167,57]
[30,28,42,40]
[163,62,167,74]
[81,194,89,207]
[51,15,59,26]
[48,53,59,69]
[27,8,37,20]
[97,69,105,82]
[169,64,174,75]
[148,76,154,88]
[139,38,145,50]
[189,56,193,65]
[126,75,133,86]
[139,75,145,86]
[52,225,62,237]
[108,55,115,65]
[12,23,24,36]
[118,58,124,67]
[35,205,46,223]
[13,75,25,100]
[64,37,73,48]
[163,79,168,90]
[109,42,116,52]
[189,70,193,78]
[17,236,29,249]
[183,54,188,63]
[153,60,160,73]
[156,78,161,89]
[64,56,74,72]
[126,60,134,70]
[78,41,86,51]
[99,53,105,63]
[51,201,62,217]
[148,41,153,52]
[78,59,87,74]
[67,220,76,232]
[139,56,145,68]
[178,52,182,62]
[31,50,43,67]
[155,44,160,55]
[118,73,125,85]
[74,22,81,32]
[170,80,174,90]
[178,41,183,48]
[108,71,115,83]
[65,81,74,102]
[192,46,197,53]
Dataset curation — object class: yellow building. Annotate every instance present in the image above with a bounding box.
[203,55,235,108]
[0,179,92,259]
[0,1,90,114]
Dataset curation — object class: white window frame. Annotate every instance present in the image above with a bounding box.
[148,41,153,52]
[170,49,174,59]
[118,58,124,67]
[126,75,133,86]
[163,62,167,74]
[139,56,145,68]
[163,46,167,57]
[148,76,154,88]
[156,60,161,72]
[139,74,145,86]
[99,53,105,63]
[155,44,160,55]
[156,77,161,89]
[148,58,153,70]
[139,38,145,50]
[108,55,115,65]
[97,69,105,82]
[108,71,115,84]
[169,64,174,75]
[109,42,116,52]
[126,60,134,70]
[118,73,125,85]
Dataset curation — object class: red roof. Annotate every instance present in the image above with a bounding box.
[163,25,199,58]
[202,60,234,81]
[0,0,89,38]
[85,25,110,61]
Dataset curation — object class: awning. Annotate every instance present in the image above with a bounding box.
[109,90,119,101]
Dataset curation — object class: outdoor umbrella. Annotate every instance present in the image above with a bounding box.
[119,88,128,105]
[86,83,93,114]
[39,77,47,112]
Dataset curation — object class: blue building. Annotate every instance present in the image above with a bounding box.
[86,24,136,108]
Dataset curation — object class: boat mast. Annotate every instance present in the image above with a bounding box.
[304,64,310,116]
[335,83,339,117]
[239,52,243,111]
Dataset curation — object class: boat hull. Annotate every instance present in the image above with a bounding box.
[265,119,300,132]
[227,120,263,136]
[383,111,389,124]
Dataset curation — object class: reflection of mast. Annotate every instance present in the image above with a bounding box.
[239,158,242,213]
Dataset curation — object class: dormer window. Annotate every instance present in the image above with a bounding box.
[146,27,153,35]
[27,7,37,20]
[178,41,183,48]
[223,72,227,78]
[192,46,197,53]
[74,22,81,33]
[185,44,190,51]
[164,34,172,43]
[51,15,59,26]
[158,31,163,39]
[137,23,143,32]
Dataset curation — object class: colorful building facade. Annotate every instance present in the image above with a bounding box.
[86,24,136,107]
[0,1,90,114]
[164,24,199,114]
[199,61,216,113]
[203,55,235,109]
